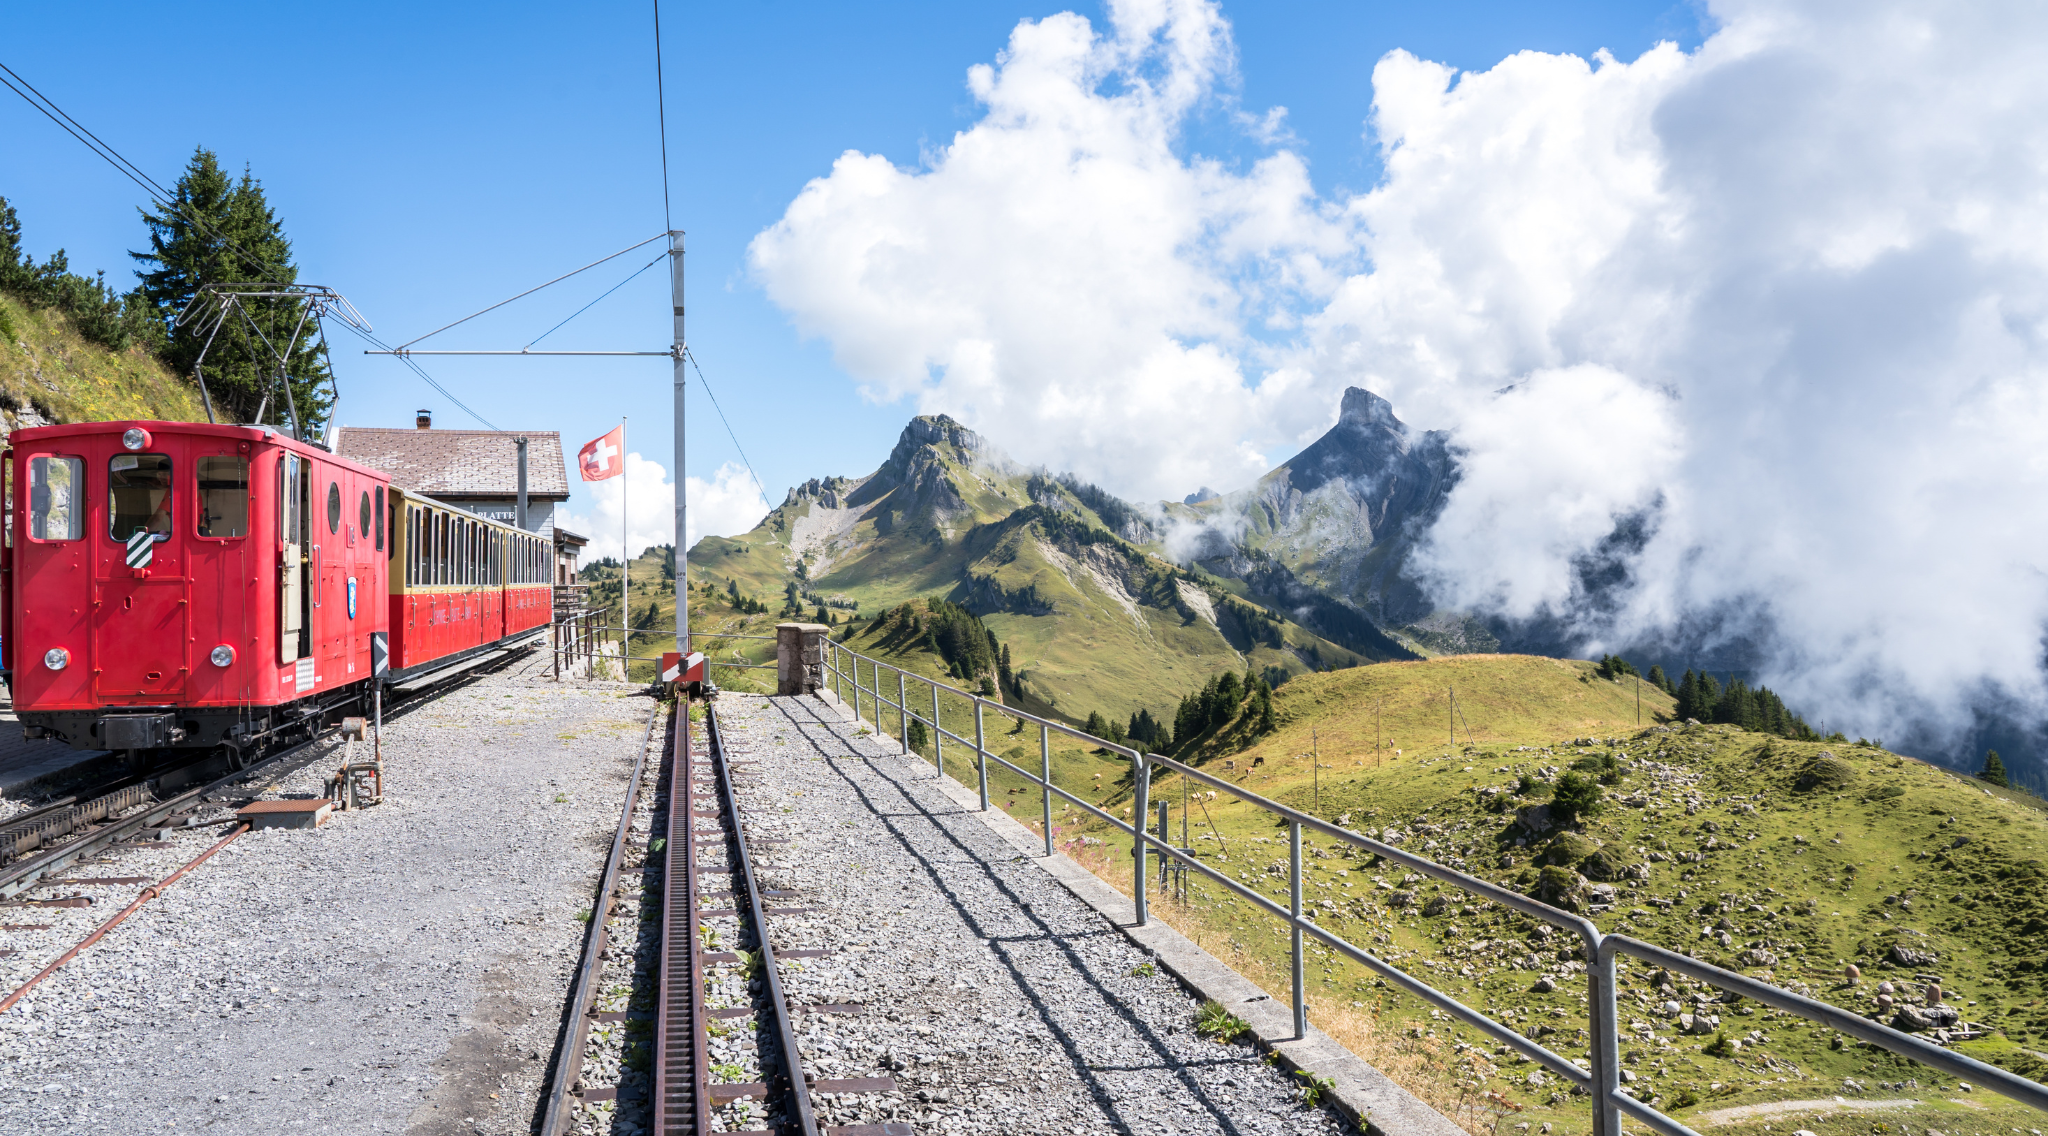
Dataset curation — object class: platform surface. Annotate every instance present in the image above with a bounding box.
[0,695,109,798]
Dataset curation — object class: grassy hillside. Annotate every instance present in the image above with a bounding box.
[857,648,2048,1136]
[686,416,1397,729]
[0,291,207,435]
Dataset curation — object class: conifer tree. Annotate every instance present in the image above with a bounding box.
[1676,670,1701,721]
[1647,665,1672,695]
[1981,750,2010,788]
[132,148,331,429]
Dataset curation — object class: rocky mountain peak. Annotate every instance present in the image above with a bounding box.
[887,414,986,474]
[1337,386,1401,431]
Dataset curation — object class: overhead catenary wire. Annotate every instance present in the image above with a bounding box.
[390,232,668,352]
[524,251,668,350]
[652,0,675,233]
[685,347,771,505]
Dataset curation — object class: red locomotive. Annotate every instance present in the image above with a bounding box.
[2,420,553,765]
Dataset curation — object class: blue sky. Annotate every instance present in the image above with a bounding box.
[4,0,1702,546]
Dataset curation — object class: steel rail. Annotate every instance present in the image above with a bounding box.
[823,639,2048,1135]
[541,699,664,1134]
[707,702,821,1135]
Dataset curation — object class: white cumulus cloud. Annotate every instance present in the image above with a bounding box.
[751,0,2048,760]
[559,457,768,565]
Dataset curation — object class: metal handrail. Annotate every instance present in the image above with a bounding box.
[820,639,2048,1136]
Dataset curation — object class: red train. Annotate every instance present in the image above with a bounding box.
[2,420,553,763]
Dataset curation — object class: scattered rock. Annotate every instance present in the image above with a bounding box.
[1422,894,1451,917]
[1887,944,1939,968]
[1892,1004,1961,1032]
[1532,977,1556,994]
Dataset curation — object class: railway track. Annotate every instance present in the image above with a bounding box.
[546,700,906,1136]
[0,640,538,901]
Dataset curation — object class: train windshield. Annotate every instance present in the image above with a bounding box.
[108,453,173,543]
[29,456,84,541]
[196,456,249,538]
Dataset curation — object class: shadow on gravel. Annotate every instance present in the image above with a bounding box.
[770,696,1271,1136]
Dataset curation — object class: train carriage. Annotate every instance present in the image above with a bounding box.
[2,420,549,763]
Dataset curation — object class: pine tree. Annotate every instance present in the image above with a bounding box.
[132,148,331,430]
[1981,750,2010,788]
[1676,670,1701,721]
[1647,665,1672,695]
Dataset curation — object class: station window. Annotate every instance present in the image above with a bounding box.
[196,456,249,538]
[28,456,84,541]
[109,453,173,543]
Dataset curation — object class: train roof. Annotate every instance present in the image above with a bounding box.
[6,420,394,482]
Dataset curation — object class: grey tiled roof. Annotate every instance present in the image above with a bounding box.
[334,428,570,499]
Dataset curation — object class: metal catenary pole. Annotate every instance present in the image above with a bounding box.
[668,230,688,657]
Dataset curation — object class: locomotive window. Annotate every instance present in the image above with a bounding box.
[375,486,386,552]
[326,481,341,534]
[359,490,371,543]
[108,453,173,543]
[28,456,84,541]
[196,456,249,538]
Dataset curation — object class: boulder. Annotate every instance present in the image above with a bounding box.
[1738,947,1780,968]
[1582,845,1638,882]
[1892,1004,1961,1032]
[1423,894,1451,917]
[1388,890,1416,908]
[1887,944,1939,968]
[1515,803,1556,837]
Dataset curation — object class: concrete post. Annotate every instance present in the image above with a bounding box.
[775,622,829,696]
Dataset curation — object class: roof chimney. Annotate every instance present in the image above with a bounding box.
[416,409,432,430]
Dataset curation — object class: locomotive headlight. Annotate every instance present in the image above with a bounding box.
[43,647,69,671]
[210,644,235,667]
[121,427,151,451]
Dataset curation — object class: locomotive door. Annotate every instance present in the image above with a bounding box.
[279,453,305,666]
[95,450,190,702]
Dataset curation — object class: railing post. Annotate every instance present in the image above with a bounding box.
[1156,801,1170,888]
[1589,938,1622,1136]
[897,669,908,756]
[974,699,989,811]
[1039,723,1053,857]
[1290,819,1306,1040]
[931,679,943,776]
[1132,751,1149,926]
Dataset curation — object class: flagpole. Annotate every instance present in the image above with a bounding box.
[620,415,629,678]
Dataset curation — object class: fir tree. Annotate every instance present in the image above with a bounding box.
[1550,772,1605,828]
[1647,665,1672,695]
[132,149,331,430]
[1981,750,2010,788]
[1676,670,1702,721]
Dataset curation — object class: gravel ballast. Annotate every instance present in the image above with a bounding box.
[0,656,654,1135]
[706,692,1352,1136]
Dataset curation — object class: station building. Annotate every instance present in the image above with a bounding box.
[334,409,584,579]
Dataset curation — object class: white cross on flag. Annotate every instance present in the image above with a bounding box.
[577,426,624,482]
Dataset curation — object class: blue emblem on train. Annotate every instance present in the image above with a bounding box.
[347,577,358,620]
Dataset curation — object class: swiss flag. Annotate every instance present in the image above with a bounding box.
[578,426,624,481]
